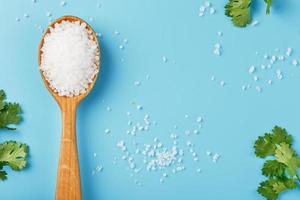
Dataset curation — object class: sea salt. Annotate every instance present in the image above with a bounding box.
[40,20,99,97]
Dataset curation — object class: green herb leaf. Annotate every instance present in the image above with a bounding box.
[264,0,272,14]
[255,126,300,200]
[0,141,28,171]
[225,0,252,27]
[254,126,293,158]
[275,143,299,177]
[0,90,22,130]
[254,133,276,158]
[258,179,278,200]
[262,160,286,178]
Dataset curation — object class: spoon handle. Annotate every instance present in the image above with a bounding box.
[56,100,81,200]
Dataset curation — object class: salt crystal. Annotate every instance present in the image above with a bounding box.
[217,31,223,37]
[206,151,212,156]
[199,12,204,17]
[114,30,120,35]
[40,20,99,97]
[46,12,52,17]
[119,45,124,50]
[251,20,259,26]
[248,65,255,74]
[197,168,202,173]
[104,129,111,134]
[107,106,111,111]
[24,13,29,18]
[162,56,168,63]
[199,6,206,12]
[15,18,21,22]
[292,59,298,66]
[261,64,266,70]
[134,81,141,86]
[197,116,203,123]
[253,76,258,81]
[60,1,67,7]
[209,7,216,14]
[214,43,221,49]
[220,81,225,86]
[213,49,221,56]
[211,75,215,81]
[136,105,143,110]
[242,85,246,91]
[268,80,272,85]
[204,1,211,7]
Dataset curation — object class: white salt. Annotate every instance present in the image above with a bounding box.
[40,20,99,97]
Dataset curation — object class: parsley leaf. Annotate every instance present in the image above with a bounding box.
[0,141,28,171]
[225,0,252,27]
[255,126,300,200]
[254,133,276,158]
[254,126,292,158]
[262,160,285,178]
[275,143,299,177]
[264,0,272,14]
[0,89,29,181]
[258,179,278,200]
[0,90,22,130]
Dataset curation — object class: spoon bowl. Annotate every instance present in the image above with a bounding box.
[38,15,100,107]
[38,15,100,200]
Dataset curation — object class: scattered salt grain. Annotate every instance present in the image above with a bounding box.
[292,59,298,66]
[107,106,112,112]
[211,75,215,81]
[217,31,223,37]
[136,105,143,110]
[40,20,99,97]
[15,18,21,22]
[251,20,259,26]
[253,76,259,81]
[248,65,255,74]
[199,6,206,12]
[162,56,168,63]
[212,154,220,162]
[209,7,216,14]
[134,81,141,86]
[268,80,273,85]
[197,168,202,173]
[24,13,30,18]
[60,1,67,7]
[206,151,212,156]
[220,81,225,86]
[104,129,111,134]
[204,1,211,7]
[119,45,124,50]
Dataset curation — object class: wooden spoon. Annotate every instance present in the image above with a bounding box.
[38,16,100,200]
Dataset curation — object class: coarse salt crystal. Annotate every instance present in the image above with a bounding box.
[248,65,255,74]
[40,20,99,97]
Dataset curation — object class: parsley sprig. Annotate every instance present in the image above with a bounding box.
[0,89,29,181]
[254,126,300,200]
[225,0,273,27]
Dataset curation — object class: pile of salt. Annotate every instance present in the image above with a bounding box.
[40,20,99,97]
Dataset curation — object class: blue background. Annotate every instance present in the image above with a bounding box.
[1,0,300,199]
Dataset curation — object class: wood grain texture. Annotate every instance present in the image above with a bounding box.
[38,16,100,200]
